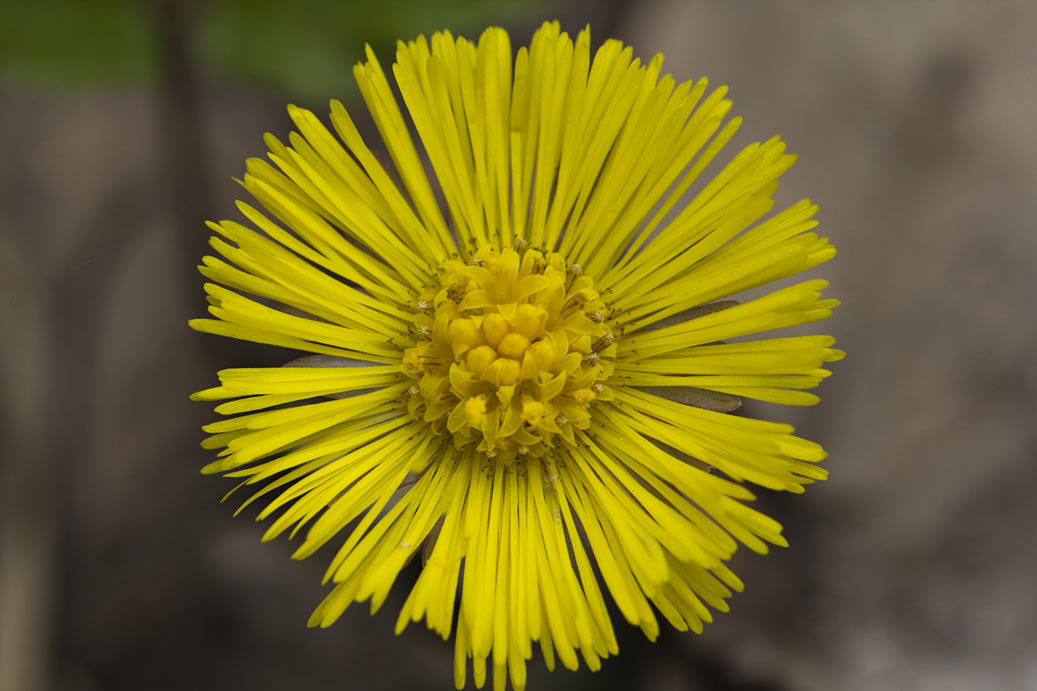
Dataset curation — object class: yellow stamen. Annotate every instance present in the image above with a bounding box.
[513,304,545,340]
[498,358,521,386]
[529,340,556,370]
[521,396,544,422]
[465,395,488,424]
[573,388,597,404]
[497,332,531,360]
[482,313,509,348]
[402,242,614,457]
[448,318,485,348]
[403,350,423,373]
[467,345,498,378]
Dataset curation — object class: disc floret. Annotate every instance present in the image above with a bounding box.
[403,243,616,462]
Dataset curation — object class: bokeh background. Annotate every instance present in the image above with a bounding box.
[2,1,1035,690]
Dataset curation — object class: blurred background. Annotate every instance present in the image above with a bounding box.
[2,0,1035,689]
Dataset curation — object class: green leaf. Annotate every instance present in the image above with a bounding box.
[197,0,549,100]
[0,0,157,87]
[0,0,549,96]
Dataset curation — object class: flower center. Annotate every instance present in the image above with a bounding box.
[403,241,616,462]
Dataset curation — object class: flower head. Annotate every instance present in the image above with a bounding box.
[191,21,841,691]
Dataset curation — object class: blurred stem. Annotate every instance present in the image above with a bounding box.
[560,0,634,39]
[1,5,210,689]
[0,256,54,691]
[153,0,210,275]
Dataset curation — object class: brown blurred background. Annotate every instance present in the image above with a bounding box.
[2,1,1035,690]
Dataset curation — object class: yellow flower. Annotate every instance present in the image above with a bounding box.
[190,21,842,691]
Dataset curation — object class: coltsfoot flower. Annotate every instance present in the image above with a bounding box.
[191,21,842,691]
